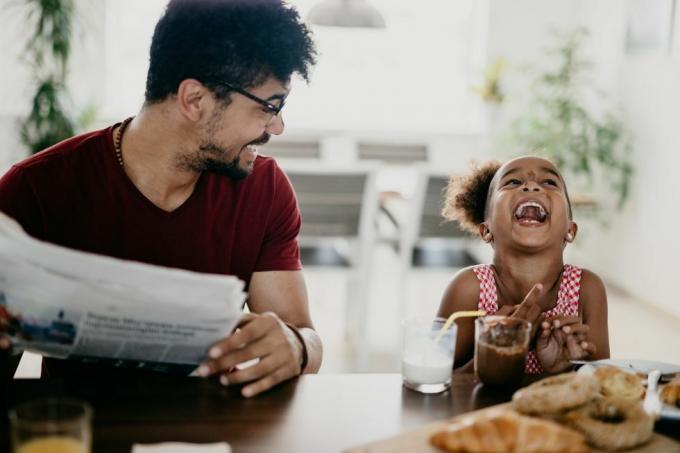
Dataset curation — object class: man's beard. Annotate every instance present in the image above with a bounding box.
[202,153,250,180]
[188,133,271,181]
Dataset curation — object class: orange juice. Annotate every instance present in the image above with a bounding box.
[16,436,88,453]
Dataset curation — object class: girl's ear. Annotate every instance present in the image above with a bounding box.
[479,223,493,243]
[565,221,578,243]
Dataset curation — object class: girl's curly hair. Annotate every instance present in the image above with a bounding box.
[442,160,502,234]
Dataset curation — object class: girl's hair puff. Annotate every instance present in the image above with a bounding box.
[442,160,501,234]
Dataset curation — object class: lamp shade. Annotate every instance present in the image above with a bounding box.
[307,0,386,29]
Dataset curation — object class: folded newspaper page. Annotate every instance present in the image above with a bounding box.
[0,212,246,373]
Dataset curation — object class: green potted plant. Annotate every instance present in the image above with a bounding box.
[510,28,632,210]
[18,0,77,154]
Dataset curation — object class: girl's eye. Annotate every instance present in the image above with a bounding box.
[543,179,558,186]
[504,179,521,186]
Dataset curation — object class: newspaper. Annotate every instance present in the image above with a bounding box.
[0,212,246,373]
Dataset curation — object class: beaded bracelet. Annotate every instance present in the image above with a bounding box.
[285,323,309,374]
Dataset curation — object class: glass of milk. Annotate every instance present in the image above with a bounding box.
[401,317,457,394]
[9,398,92,453]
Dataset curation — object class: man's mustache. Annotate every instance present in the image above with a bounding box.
[248,133,270,147]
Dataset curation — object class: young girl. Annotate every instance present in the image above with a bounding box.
[438,156,609,374]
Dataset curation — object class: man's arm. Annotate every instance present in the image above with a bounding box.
[248,270,322,373]
[198,270,322,397]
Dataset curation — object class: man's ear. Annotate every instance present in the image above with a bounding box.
[176,79,211,122]
[479,223,493,243]
[565,221,578,243]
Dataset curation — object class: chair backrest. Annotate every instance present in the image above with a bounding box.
[261,139,321,160]
[402,170,466,244]
[358,142,428,164]
[395,168,475,268]
[417,175,466,239]
[281,163,380,244]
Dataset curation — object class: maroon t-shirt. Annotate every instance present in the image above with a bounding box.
[0,124,302,376]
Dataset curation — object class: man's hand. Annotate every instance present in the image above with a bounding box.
[0,318,12,351]
[536,315,596,373]
[198,312,305,398]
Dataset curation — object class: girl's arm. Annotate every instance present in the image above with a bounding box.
[579,269,610,360]
[436,267,481,372]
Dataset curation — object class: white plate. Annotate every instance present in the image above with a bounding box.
[575,360,680,421]
[661,402,680,420]
[574,358,680,375]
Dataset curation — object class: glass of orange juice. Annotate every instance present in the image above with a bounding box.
[9,398,92,453]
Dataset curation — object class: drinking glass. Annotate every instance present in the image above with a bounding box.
[474,315,530,389]
[9,398,92,453]
[401,317,457,394]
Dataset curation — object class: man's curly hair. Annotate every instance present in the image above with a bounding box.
[145,0,317,103]
[442,160,502,234]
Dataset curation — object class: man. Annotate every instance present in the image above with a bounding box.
[0,0,321,397]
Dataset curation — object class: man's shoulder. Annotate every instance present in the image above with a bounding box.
[252,154,282,175]
[248,154,290,187]
[12,127,112,174]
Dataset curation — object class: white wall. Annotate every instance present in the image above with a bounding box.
[2,0,679,318]
[0,0,107,172]
[485,0,680,318]
[0,0,489,174]
[0,3,38,170]
[567,0,680,318]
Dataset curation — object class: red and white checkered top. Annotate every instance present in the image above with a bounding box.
[472,264,582,374]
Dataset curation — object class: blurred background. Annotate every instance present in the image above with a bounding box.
[1,0,679,375]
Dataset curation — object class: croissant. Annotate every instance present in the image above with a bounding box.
[430,409,589,453]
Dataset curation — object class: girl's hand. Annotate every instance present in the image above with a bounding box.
[536,315,596,373]
[509,283,544,339]
[496,304,518,316]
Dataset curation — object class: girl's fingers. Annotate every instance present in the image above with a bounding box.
[582,341,597,356]
[562,324,589,336]
[565,333,584,358]
[548,315,581,328]
[496,305,517,316]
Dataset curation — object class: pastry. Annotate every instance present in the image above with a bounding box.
[660,374,680,407]
[512,373,599,415]
[593,366,645,399]
[430,409,589,453]
[565,396,653,451]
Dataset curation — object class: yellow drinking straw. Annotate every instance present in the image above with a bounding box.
[434,310,486,344]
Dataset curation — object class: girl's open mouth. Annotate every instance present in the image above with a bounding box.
[514,200,548,226]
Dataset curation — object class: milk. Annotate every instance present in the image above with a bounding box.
[401,318,456,393]
[401,348,453,385]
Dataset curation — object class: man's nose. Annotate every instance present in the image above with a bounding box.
[266,114,285,135]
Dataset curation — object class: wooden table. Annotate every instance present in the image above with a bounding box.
[2,373,679,452]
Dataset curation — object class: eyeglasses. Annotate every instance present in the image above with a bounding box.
[220,81,285,122]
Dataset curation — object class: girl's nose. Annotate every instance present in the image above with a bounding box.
[522,181,541,192]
